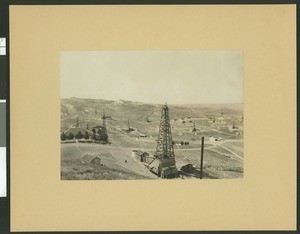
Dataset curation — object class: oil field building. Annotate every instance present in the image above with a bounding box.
[132,150,153,163]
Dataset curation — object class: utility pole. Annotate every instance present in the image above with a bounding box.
[200,136,204,179]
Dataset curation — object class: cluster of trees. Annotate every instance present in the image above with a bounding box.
[60,128,108,143]
[61,131,90,141]
[92,127,108,142]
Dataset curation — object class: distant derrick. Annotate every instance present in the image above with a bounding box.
[100,110,109,142]
[127,119,134,132]
[101,109,106,120]
[128,119,131,131]
[145,113,153,123]
[149,104,177,178]
[89,110,109,143]
[232,121,238,129]
[102,110,107,129]
[192,122,197,133]
[76,117,79,127]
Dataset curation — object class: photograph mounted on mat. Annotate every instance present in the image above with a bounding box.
[60,51,244,180]
[9,4,296,231]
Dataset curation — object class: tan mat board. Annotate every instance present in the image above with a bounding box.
[10,5,296,231]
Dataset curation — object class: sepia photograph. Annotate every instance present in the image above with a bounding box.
[8,4,296,232]
[60,51,243,180]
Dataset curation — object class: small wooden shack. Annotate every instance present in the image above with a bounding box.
[131,150,152,163]
[91,157,101,165]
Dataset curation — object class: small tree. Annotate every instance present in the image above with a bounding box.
[84,131,89,139]
[98,128,108,142]
[91,128,96,140]
[100,132,108,142]
[68,132,74,140]
[61,132,67,141]
[76,131,83,139]
[97,129,102,141]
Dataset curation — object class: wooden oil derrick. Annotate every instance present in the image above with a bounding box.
[127,119,134,132]
[149,104,177,178]
[101,110,108,142]
[232,120,238,129]
[155,104,175,159]
[76,117,79,127]
[192,122,197,133]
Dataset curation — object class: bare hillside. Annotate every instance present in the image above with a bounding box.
[61,97,244,180]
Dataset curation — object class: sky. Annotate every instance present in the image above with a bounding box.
[60,51,243,105]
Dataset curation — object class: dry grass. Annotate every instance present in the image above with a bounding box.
[61,159,154,180]
[61,98,244,180]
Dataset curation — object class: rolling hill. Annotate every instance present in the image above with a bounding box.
[61,97,244,180]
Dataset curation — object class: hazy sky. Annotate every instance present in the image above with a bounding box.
[61,51,243,104]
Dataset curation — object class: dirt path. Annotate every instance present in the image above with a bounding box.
[218,139,243,160]
[75,143,84,155]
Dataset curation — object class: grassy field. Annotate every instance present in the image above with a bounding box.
[61,144,157,180]
[61,98,243,180]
